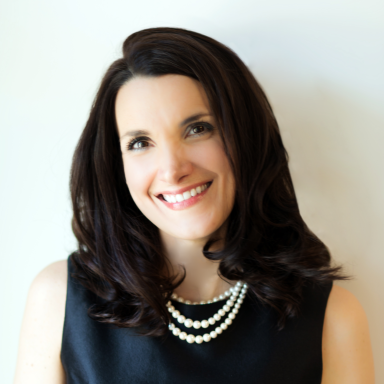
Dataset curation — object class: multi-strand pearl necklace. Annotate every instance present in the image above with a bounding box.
[170,286,234,305]
[167,281,248,344]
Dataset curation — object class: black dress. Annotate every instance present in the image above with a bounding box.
[61,255,333,383]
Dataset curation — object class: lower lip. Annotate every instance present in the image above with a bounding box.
[158,182,212,211]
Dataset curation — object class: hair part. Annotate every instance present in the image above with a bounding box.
[70,27,350,337]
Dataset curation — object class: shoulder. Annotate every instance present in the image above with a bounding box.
[30,259,68,293]
[321,283,375,384]
[26,259,68,317]
[14,259,68,384]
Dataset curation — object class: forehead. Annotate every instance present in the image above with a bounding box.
[115,75,211,133]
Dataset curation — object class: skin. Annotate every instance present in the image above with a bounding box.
[13,74,375,383]
[115,74,237,300]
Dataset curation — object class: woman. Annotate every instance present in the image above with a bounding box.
[14,27,375,383]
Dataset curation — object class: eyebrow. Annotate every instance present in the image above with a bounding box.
[119,112,212,140]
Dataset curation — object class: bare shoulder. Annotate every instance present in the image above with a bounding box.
[35,259,68,289]
[322,284,375,384]
[13,259,68,384]
[30,259,68,291]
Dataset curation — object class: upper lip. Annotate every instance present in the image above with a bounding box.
[154,180,212,197]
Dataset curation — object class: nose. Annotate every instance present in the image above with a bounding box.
[156,143,193,185]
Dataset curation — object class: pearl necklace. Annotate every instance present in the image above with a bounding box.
[167,281,248,344]
[170,285,235,305]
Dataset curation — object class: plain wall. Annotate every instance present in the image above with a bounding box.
[1,0,383,382]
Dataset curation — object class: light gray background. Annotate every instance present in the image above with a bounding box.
[1,0,383,382]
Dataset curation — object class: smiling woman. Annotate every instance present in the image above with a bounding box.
[13,27,374,384]
[115,75,235,238]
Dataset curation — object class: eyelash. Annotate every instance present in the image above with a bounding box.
[126,122,214,151]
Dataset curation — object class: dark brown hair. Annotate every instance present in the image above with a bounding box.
[70,27,350,336]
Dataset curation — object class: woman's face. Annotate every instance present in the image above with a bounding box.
[115,74,236,242]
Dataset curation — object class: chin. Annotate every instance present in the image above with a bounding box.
[167,222,224,242]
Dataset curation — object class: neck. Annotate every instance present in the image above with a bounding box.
[160,229,235,302]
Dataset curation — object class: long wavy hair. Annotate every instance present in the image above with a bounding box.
[70,27,350,336]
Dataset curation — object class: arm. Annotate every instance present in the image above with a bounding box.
[13,260,68,384]
[322,284,375,384]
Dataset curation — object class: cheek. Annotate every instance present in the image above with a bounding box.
[193,140,234,186]
[123,157,154,202]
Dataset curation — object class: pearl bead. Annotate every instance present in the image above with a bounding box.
[184,319,193,328]
[167,280,245,344]
[172,310,180,318]
[169,282,242,307]
[243,283,248,288]
[186,334,195,344]
[203,334,211,342]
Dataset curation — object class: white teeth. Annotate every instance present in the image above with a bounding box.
[162,182,210,203]
[182,191,191,200]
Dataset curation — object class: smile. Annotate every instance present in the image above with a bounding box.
[157,181,213,210]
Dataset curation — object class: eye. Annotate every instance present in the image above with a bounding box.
[126,136,150,151]
[187,122,213,137]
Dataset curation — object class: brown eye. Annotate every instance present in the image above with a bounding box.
[188,122,213,137]
[127,136,150,151]
[133,141,148,149]
[192,125,204,134]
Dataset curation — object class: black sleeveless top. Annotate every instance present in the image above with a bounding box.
[61,255,333,383]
